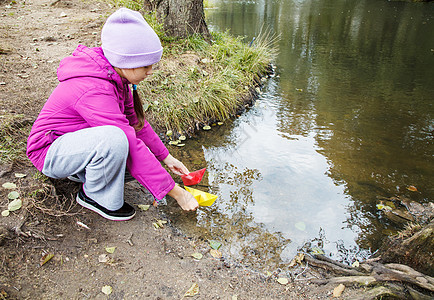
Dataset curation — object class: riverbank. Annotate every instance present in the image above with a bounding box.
[0,0,340,298]
[1,0,425,299]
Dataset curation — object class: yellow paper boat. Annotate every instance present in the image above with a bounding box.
[184,186,217,206]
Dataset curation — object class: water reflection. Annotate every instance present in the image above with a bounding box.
[165,0,433,272]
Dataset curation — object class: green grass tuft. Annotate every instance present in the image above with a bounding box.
[139,30,278,135]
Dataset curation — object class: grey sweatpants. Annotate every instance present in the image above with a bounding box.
[42,126,129,211]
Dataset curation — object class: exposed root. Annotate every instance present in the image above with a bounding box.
[28,184,82,217]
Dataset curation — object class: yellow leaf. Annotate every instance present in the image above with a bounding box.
[407,185,418,192]
[40,253,54,266]
[277,278,288,285]
[156,220,167,228]
[191,252,203,260]
[333,283,345,297]
[105,247,116,254]
[203,125,211,130]
[8,191,19,200]
[1,210,10,217]
[101,285,113,295]
[137,204,150,211]
[8,199,22,211]
[2,182,17,189]
[210,249,222,259]
[184,283,199,297]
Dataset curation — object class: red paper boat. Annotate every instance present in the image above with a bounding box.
[181,168,206,186]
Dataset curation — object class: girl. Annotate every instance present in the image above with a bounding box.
[26,8,199,221]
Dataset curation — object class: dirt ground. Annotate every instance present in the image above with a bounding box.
[0,0,364,298]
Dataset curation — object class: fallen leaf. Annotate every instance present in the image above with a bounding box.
[156,220,167,228]
[176,143,185,147]
[8,191,19,200]
[14,173,26,178]
[169,140,179,145]
[352,261,359,268]
[203,125,211,130]
[152,222,160,229]
[333,283,345,297]
[296,253,305,263]
[179,135,186,141]
[1,210,10,217]
[184,282,199,297]
[8,199,22,211]
[232,296,238,300]
[166,130,173,137]
[210,249,222,259]
[76,221,90,230]
[294,221,306,231]
[101,285,113,295]
[138,204,150,211]
[376,203,392,211]
[2,182,17,189]
[385,201,396,209]
[217,122,224,126]
[311,247,325,255]
[98,254,109,263]
[105,247,116,254]
[191,252,203,260]
[277,277,288,285]
[265,271,272,277]
[209,240,222,250]
[40,253,54,266]
[407,185,418,192]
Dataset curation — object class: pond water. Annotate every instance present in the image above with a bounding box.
[163,0,434,271]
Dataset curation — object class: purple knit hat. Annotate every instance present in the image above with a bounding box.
[101,8,163,68]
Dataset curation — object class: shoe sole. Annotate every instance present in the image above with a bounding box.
[68,176,83,183]
[76,194,135,221]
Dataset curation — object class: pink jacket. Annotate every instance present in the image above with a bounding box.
[26,45,175,200]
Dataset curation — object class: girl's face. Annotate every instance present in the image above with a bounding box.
[117,65,153,84]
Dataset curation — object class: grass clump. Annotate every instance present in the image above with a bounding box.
[0,114,31,164]
[139,29,278,135]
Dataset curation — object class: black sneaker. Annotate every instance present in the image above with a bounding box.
[76,185,135,221]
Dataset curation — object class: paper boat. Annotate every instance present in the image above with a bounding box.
[184,186,217,206]
[181,168,206,186]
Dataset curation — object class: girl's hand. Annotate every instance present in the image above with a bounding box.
[167,185,199,211]
[163,154,189,176]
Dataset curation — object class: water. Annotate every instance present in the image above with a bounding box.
[163,0,434,271]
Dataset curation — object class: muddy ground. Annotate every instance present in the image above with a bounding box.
[0,0,365,298]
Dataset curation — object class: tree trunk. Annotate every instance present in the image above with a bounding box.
[144,0,210,39]
[379,220,434,277]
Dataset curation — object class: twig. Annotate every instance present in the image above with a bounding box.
[13,209,29,237]
[126,233,134,246]
[294,261,309,281]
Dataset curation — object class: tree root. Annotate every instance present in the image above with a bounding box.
[309,255,434,299]
[305,255,365,276]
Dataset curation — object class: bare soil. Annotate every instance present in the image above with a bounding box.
[0,0,363,298]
